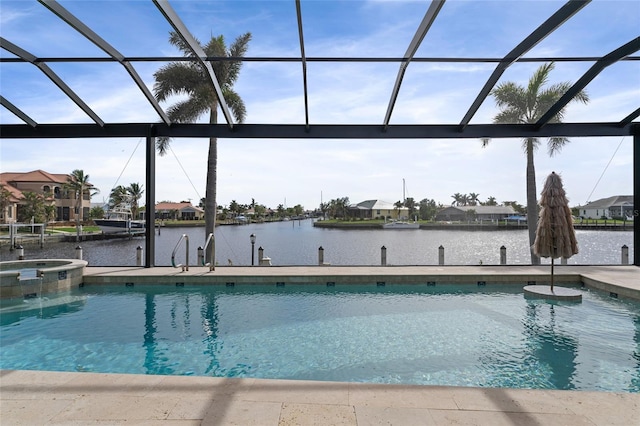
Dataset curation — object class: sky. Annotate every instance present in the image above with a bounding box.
[1,0,638,211]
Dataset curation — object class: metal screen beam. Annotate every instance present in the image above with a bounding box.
[536,36,640,128]
[620,107,640,127]
[459,0,589,130]
[0,95,37,127]
[295,0,310,130]
[145,130,156,268]
[383,0,444,129]
[38,0,171,125]
[3,55,639,65]
[0,37,104,126]
[1,122,636,139]
[635,132,640,266]
[153,0,234,129]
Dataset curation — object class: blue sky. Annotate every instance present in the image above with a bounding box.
[1,0,638,210]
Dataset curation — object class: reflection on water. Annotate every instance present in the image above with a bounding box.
[1,220,633,266]
[523,302,579,390]
[0,293,87,327]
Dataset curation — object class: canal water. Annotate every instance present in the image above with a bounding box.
[2,219,633,267]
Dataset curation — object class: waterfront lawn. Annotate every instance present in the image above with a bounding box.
[49,226,101,233]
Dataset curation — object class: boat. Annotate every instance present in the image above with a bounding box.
[382,220,420,229]
[94,205,145,234]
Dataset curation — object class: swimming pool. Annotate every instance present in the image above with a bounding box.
[1,283,638,393]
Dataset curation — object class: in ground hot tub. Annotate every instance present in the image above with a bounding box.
[0,259,87,300]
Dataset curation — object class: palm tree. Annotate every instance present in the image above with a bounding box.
[109,185,128,208]
[486,62,588,264]
[468,192,480,206]
[154,31,251,258]
[484,196,498,206]
[18,192,46,223]
[0,185,13,223]
[451,193,463,206]
[65,169,99,241]
[404,197,417,219]
[393,200,403,219]
[126,183,144,220]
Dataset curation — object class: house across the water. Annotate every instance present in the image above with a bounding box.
[435,205,517,222]
[0,169,93,223]
[349,200,410,220]
[578,196,633,220]
[153,202,204,220]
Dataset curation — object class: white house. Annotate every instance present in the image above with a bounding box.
[349,200,411,220]
[435,205,517,222]
[578,196,633,219]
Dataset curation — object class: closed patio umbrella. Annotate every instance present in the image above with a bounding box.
[533,171,578,290]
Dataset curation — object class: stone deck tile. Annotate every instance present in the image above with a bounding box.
[4,371,638,425]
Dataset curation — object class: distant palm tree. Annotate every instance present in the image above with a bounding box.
[109,185,128,208]
[154,31,251,258]
[404,197,417,218]
[18,192,46,223]
[486,62,588,264]
[484,196,498,206]
[65,169,99,241]
[468,192,480,206]
[451,193,465,206]
[126,183,144,220]
[0,185,13,223]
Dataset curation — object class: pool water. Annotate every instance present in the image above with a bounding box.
[1,284,639,392]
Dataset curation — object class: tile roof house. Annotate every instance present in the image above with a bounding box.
[435,205,517,222]
[349,200,410,220]
[155,202,204,220]
[0,170,93,223]
[578,196,633,219]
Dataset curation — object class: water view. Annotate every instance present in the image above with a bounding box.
[1,219,633,267]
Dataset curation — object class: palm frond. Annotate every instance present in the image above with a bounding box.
[521,137,540,154]
[206,35,230,84]
[223,88,246,123]
[169,31,202,57]
[526,63,554,111]
[547,137,570,156]
[167,97,211,123]
[491,82,525,110]
[493,108,524,124]
[153,63,202,102]
[156,137,171,156]
[225,33,252,85]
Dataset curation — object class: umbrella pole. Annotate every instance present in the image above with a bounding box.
[550,258,555,291]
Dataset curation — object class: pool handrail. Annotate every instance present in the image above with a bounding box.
[171,234,189,271]
[201,233,215,271]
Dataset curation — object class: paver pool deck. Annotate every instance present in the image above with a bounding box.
[2,265,639,425]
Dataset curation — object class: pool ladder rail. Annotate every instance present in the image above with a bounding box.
[171,233,215,272]
[199,233,215,271]
[171,234,189,271]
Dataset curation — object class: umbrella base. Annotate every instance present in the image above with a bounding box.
[523,285,582,302]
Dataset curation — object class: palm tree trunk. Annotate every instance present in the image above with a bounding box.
[204,108,218,264]
[525,138,540,265]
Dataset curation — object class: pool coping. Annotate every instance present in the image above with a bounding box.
[82,264,640,300]
[1,370,638,425]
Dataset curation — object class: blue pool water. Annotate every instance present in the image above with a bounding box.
[1,284,639,392]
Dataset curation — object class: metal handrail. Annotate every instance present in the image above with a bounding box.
[202,233,215,271]
[171,234,189,271]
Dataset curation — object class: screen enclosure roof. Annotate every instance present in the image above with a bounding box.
[0,0,638,140]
